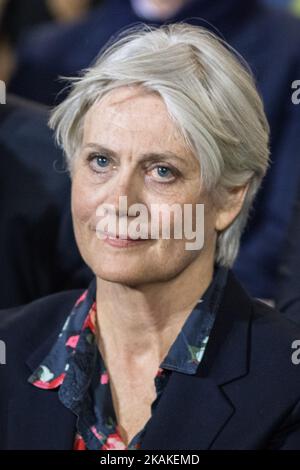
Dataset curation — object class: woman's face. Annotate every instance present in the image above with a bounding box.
[71,85,222,286]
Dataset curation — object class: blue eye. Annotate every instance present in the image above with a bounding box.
[96,155,109,167]
[87,153,113,174]
[156,166,171,178]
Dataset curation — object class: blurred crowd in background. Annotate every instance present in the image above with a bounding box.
[0,0,299,97]
[0,0,104,82]
[0,0,300,322]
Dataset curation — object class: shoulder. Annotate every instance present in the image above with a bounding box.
[214,272,300,433]
[249,301,300,442]
[225,270,300,374]
[251,297,300,344]
[0,95,62,172]
[227,268,300,339]
[0,95,49,134]
[0,289,84,348]
[246,297,300,397]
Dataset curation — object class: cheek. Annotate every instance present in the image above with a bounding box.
[155,238,200,279]
[203,201,217,232]
[71,174,96,225]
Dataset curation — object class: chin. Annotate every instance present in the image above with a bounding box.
[88,254,145,282]
[89,254,167,286]
[93,267,151,286]
[92,258,189,287]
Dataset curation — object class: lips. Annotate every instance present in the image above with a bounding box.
[101,232,151,248]
[109,233,137,240]
[102,232,146,241]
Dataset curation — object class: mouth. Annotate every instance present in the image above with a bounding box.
[95,230,153,248]
[105,232,143,240]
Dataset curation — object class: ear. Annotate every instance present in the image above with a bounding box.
[215,184,249,232]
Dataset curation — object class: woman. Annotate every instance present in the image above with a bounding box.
[1,23,300,450]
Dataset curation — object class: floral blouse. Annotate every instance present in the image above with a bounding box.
[28,265,228,450]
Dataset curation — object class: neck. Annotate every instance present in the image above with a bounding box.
[95,254,214,369]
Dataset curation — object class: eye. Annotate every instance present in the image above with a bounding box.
[156,166,172,178]
[87,153,112,172]
[150,165,177,183]
[95,155,110,168]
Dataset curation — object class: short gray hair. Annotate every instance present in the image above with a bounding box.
[49,22,270,267]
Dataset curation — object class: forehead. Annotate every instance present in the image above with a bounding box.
[82,85,188,151]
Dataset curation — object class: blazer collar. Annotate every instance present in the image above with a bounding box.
[26,281,96,373]
[199,269,251,385]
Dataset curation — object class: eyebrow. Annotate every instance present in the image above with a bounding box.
[82,143,189,166]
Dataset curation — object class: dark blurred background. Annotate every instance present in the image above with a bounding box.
[0,0,104,82]
[0,0,299,89]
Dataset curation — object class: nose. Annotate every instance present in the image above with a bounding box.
[104,168,142,217]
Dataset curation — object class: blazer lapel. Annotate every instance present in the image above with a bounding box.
[140,271,253,450]
[140,371,234,450]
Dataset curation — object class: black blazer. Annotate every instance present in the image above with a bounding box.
[1,270,300,450]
